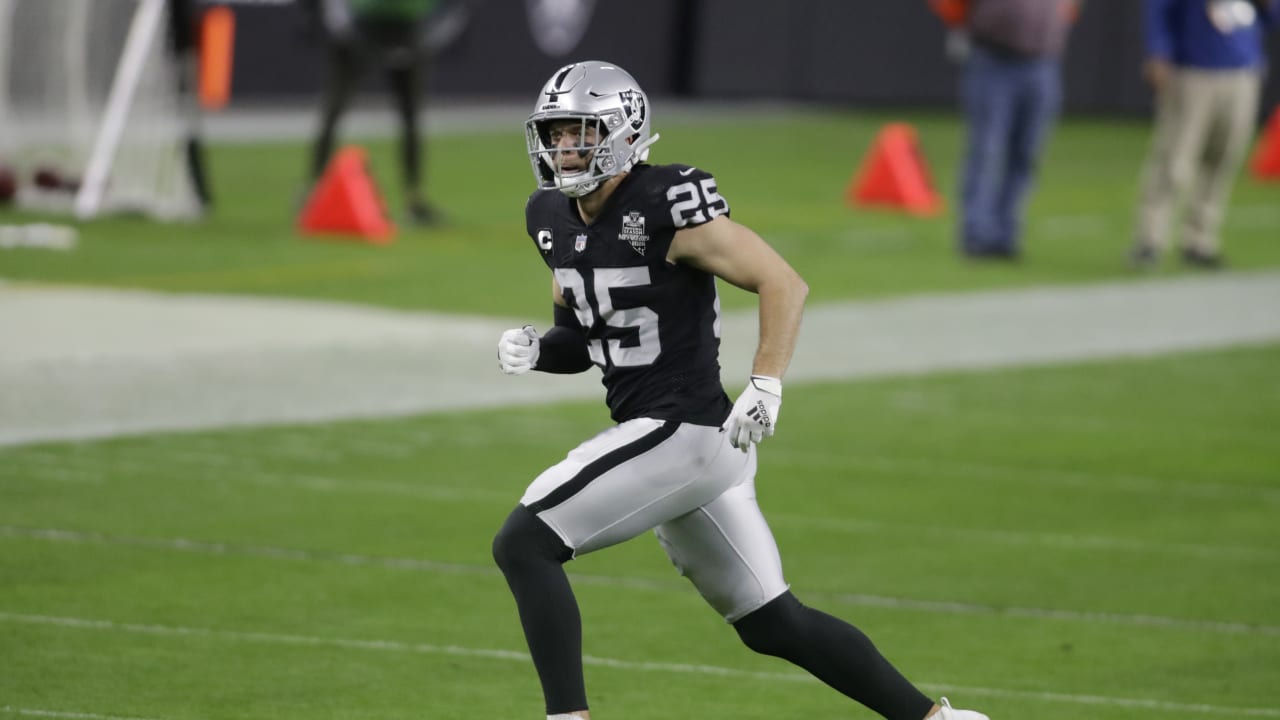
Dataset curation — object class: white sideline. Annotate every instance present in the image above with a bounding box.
[1,612,1277,717]
[0,708,161,720]
[2,271,1279,447]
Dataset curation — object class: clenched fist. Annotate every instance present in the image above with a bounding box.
[498,325,540,375]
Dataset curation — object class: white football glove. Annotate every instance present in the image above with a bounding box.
[725,375,782,452]
[498,325,540,375]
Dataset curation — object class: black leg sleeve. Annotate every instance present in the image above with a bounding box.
[385,58,423,195]
[733,592,934,720]
[491,505,587,715]
[311,42,363,182]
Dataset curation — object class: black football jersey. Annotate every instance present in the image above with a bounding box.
[524,163,735,426]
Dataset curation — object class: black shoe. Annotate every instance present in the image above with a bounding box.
[963,246,1020,262]
[1129,244,1160,270]
[407,199,444,227]
[1181,247,1224,269]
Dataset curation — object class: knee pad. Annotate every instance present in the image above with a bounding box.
[491,504,571,573]
[732,591,804,657]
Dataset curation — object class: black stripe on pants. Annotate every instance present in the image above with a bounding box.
[526,420,681,514]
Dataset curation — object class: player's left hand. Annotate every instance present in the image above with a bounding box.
[725,375,782,451]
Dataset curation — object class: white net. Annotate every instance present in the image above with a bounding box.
[0,0,200,220]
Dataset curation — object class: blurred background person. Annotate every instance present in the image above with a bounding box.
[302,0,442,226]
[930,0,1082,261]
[168,0,213,213]
[1131,0,1279,269]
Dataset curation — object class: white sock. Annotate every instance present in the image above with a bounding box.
[548,714,585,720]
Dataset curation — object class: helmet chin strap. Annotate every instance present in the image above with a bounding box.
[559,180,600,198]
[627,133,660,164]
[555,172,600,198]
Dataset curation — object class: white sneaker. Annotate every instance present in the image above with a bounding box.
[935,696,989,720]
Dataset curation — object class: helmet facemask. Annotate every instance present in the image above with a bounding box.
[527,115,617,198]
[525,61,660,198]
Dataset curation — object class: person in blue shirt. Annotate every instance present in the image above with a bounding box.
[1132,0,1279,268]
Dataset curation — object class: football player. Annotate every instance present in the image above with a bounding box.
[493,60,987,720]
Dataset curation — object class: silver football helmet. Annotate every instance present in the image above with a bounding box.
[525,60,660,197]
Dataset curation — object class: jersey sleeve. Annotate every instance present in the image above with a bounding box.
[525,190,556,268]
[658,164,731,231]
[632,163,731,261]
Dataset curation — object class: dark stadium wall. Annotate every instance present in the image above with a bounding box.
[226,0,684,99]
[225,0,1280,118]
[691,0,1279,117]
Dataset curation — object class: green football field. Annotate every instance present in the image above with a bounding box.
[2,110,1279,719]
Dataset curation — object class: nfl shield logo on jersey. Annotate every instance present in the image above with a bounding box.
[574,233,588,252]
[620,211,648,256]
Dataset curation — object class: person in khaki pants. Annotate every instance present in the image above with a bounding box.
[1132,0,1278,269]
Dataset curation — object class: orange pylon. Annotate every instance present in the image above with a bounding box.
[297,146,396,243]
[847,123,944,216]
[1251,105,1280,182]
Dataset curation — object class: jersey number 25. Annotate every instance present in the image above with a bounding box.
[667,178,729,228]
[555,266,660,368]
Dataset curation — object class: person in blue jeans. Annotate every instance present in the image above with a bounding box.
[931,0,1082,260]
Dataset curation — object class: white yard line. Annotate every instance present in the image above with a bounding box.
[8,444,1278,506]
[1,612,1276,717]
[3,525,1275,637]
[769,448,1280,503]
[2,271,1279,448]
[768,513,1276,560]
[0,708,164,720]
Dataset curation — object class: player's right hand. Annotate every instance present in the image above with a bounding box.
[498,325,540,375]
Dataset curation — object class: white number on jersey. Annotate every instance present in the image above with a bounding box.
[554,267,661,367]
[667,177,729,228]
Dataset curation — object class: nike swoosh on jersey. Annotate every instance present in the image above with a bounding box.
[679,168,696,176]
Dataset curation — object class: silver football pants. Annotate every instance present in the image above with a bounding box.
[520,417,790,622]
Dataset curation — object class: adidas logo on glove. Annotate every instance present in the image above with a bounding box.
[746,401,772,428]
[725,374,783,451]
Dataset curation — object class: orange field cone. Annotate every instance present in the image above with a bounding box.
[847,123,944,216]
[297,146,396,243]
[1250,105,1280,182]
[199,5,235,110]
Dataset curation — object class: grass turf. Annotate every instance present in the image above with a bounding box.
[1,344,1278,719]
[1,109,1278,718]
